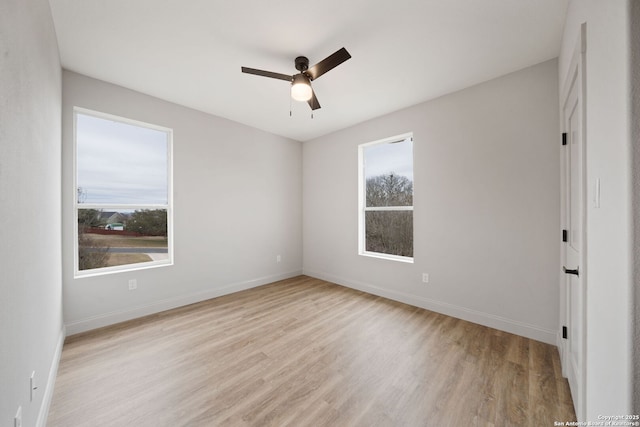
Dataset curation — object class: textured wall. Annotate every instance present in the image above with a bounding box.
[0,0,63,425]
[303,59,560,344]
[61,72,303,333]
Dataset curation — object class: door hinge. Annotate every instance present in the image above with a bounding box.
[562,326,568,339]
[563,266,579,276]
[562,132,567,146]
[562,229,568,242]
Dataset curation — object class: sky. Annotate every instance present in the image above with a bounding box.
[76,113,169,205]
[363,137,413,180]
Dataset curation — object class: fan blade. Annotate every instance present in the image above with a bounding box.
[241,67,292,81]
[306,47,351,81]
[307,88,321,110]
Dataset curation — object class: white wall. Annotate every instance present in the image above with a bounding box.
[632,0,640,415]
[559,0,633,420]
[61,72,303,334]
[0,0,64,426]
[303,59,560,344]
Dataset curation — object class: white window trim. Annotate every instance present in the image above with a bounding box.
[358,132,414,263]
[73,107,174,278]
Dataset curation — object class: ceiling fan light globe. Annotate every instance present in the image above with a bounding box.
[291,82,313,102]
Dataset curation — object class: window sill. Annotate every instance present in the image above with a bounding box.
[74,259,173,279]
[359,251,414,264]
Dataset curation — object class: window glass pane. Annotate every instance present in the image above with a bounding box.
[76,113,168,205]
[365,211,413,257]
[78,208,168,271]
[365,174,413,207]
[364,138,413,207]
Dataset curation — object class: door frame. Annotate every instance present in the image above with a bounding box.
[559,22,587,421]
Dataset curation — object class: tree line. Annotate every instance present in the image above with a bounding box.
[365,173,413,257]
[78,209,167,236]
[78,208,167,270]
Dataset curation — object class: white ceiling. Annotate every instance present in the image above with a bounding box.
[48,0,568,142]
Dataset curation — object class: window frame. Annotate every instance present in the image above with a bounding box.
[73,107,174,277]
[358,132,414,263]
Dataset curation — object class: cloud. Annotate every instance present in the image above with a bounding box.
[76,113,169,205]
[363,137,413,180]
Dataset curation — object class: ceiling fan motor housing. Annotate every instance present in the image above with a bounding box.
[295,56,309,73]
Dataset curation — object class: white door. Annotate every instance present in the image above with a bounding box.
[561,24,586,420]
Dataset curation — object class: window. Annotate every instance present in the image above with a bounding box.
[74,108,173,276]
[358,133,414,262]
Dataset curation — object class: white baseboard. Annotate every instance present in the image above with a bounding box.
[37,325,66,427]
[304,269,557,345]
[65,270,303,336]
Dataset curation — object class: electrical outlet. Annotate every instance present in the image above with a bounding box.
[128,279,137,290]
[276,255,281,263]
[14,406,22,427]
[422,273,429,283]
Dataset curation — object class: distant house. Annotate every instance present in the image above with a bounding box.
[99,212,126,224]
[98,211,129,230]
[98,211,117,222]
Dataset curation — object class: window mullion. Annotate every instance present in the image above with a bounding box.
[364,206,413,212]
[78,203,169,210]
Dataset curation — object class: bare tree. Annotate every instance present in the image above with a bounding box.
[365,173,413,257]
[77,187,110,270]
[77,186,87,203]
[366,173,413,207]
[78,231,110,271]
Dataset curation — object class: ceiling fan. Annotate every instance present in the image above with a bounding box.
[241,47,351,111]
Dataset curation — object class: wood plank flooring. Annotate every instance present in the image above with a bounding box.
[47,276,576,426]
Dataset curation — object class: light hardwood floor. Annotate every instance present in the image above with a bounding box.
[48,276,576,426]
